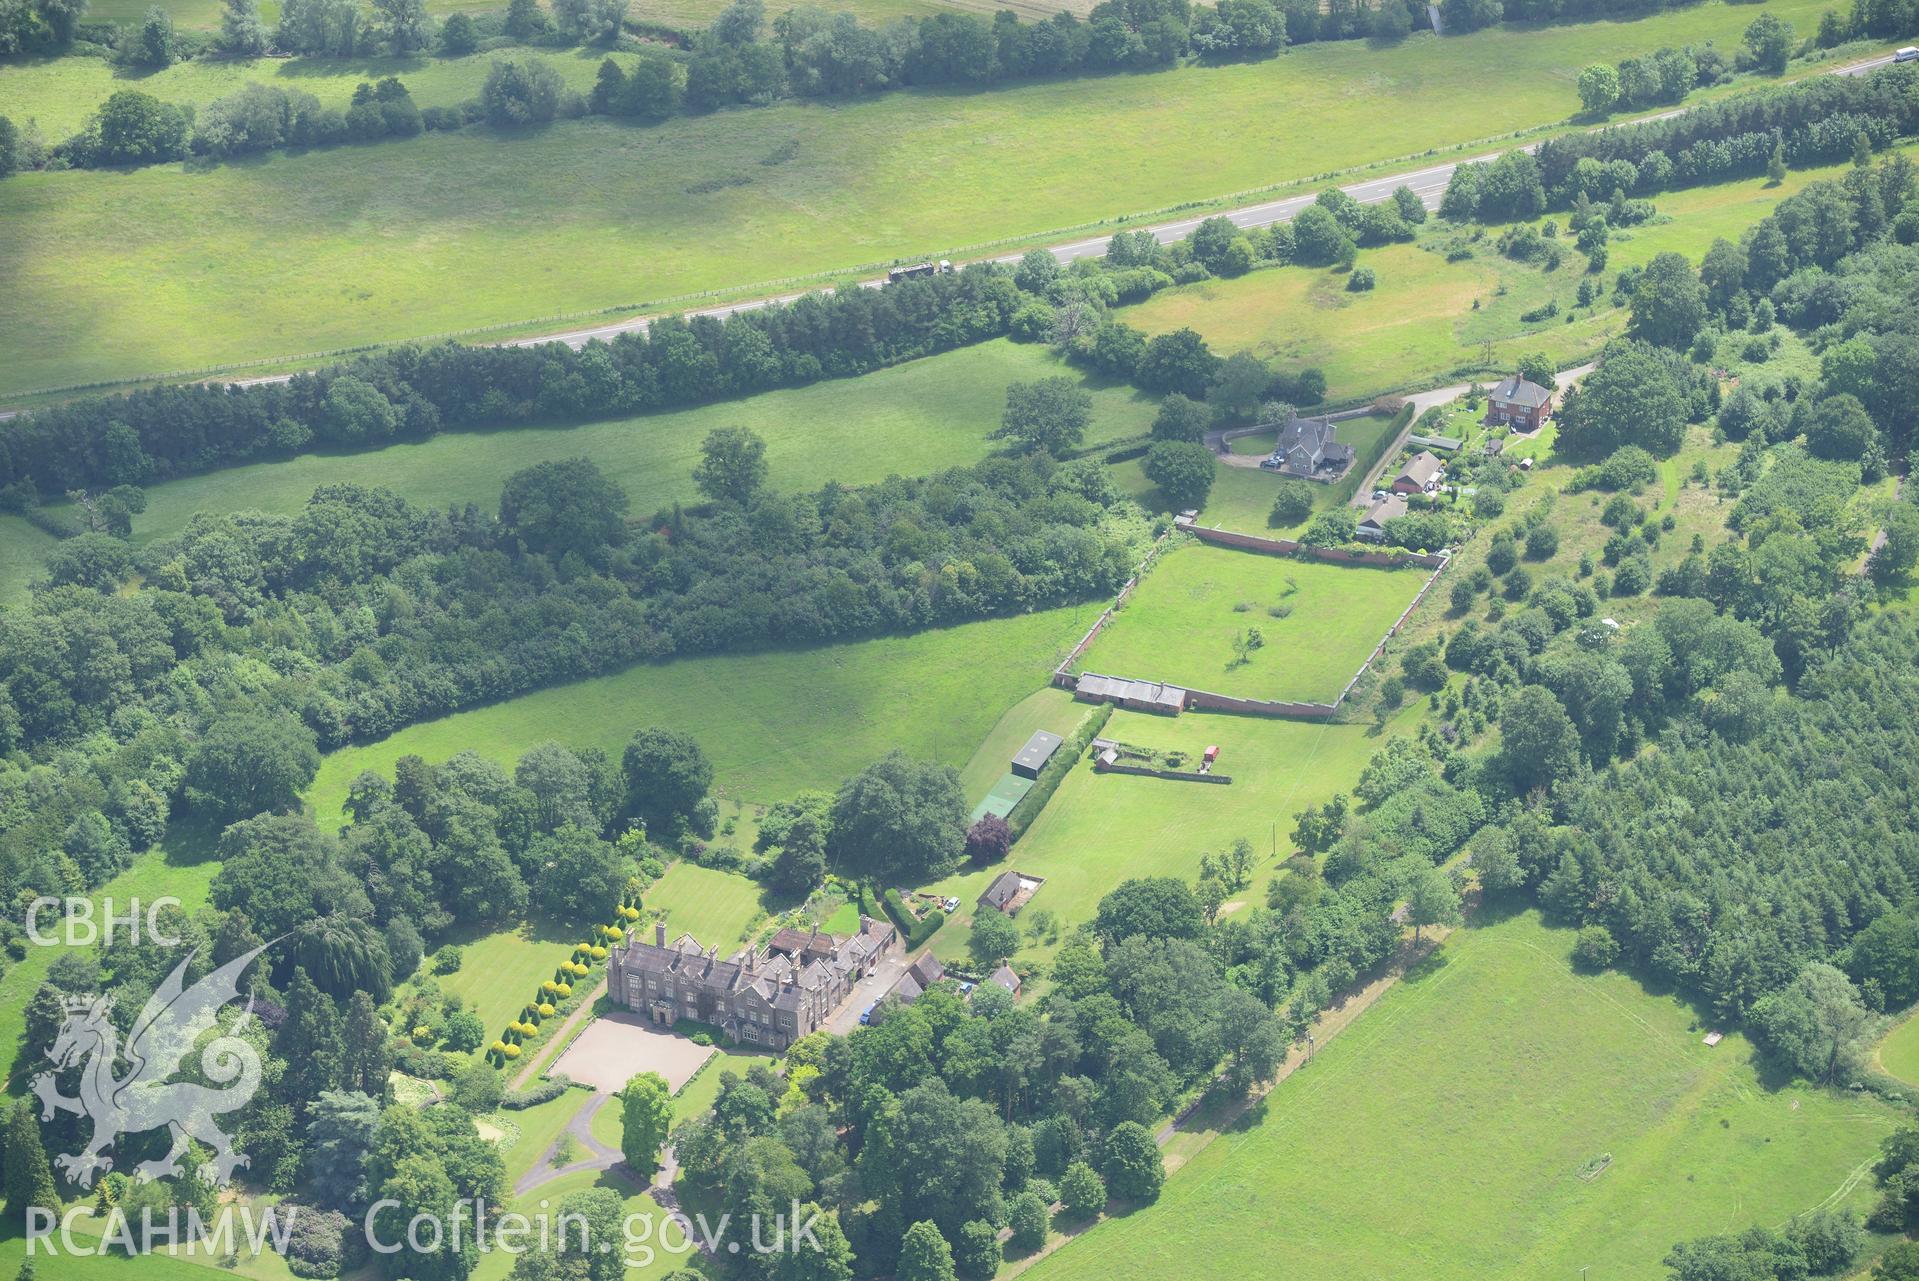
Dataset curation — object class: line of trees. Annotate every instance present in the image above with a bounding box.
[1444,63,1919,223]
[2,221,1330,503]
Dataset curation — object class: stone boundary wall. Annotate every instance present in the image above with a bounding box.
[1092,761,1235,784]
[1175,517,1447,570]
[1053,518,1451,722]
[1052,526,1177,682]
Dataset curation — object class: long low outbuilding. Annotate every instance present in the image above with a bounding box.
[1073,672,1187,715]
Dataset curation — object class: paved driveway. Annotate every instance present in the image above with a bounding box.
[825,950,912,1036]
[551,1010,717,1094]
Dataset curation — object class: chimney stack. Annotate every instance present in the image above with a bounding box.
[655,921,666,948]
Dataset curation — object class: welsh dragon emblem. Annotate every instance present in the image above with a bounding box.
[31,943,269,1189]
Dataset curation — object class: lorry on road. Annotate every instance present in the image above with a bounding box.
[886,260,954,283]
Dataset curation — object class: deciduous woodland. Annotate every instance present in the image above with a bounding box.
[8,8,1919,1281]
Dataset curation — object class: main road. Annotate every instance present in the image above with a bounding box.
[0,49,1900,418]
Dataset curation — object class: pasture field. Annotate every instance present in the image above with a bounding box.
[1024,909,1901,1281]
[1879,1010,1919,1087]
[0,338,1153,597]
[0,46,636,139]
[1120,152,1890,405]
[0,0,1840,395]
[1069,541,1429,704]
[643,860,774,951]
[82,0,514,28]
[0,514,59,606]
[926,700,1430,969]
[305,604,1096,823]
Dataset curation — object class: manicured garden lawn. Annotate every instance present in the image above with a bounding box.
[305,604,1095,823]
[1879,1008,1919,1087]
[1024,909,1902,1281]
[1070,541,1429,704]
[0,0,1839,395]
[643,861,773,951]
[582,1046,773,1154]
[488,1087,595,1184]
[430,915,586,1045]
[926,700,1430,970]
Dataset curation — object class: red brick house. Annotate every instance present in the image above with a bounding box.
[1485,374,1554,431]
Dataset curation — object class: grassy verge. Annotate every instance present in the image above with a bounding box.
[1023,908,1901,1281]
[0,0,1840,396]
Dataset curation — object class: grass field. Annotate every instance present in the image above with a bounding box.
[1119,152,1899,406]
[0,46,639,139]
[1069,541,1428,703]
[306,604,1096,823]
[644,861,774,950]
[926,700,1431,969]
[1878,1008,1919,1087]
[0,338,1153,597]
[471,1167,703,1281]
[0,0,1842,395]
[1024,909,1901,1281]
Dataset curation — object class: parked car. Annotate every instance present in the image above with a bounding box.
[1896,45,1919,62]
[941,896,960,912]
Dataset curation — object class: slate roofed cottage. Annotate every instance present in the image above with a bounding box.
[1261,417,1355,479]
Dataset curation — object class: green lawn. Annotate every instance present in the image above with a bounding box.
[487,1086,595,1184]
[306,604,1096,823]
[1070,541,1429,704]
[427,915,588,1042]
[583,1047,775,1157]
[0,0,1840,395]
[471,1167,709,1281]
[1025,909,1902,1281]
[926,700,1431,970]
[643,861,773,951]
